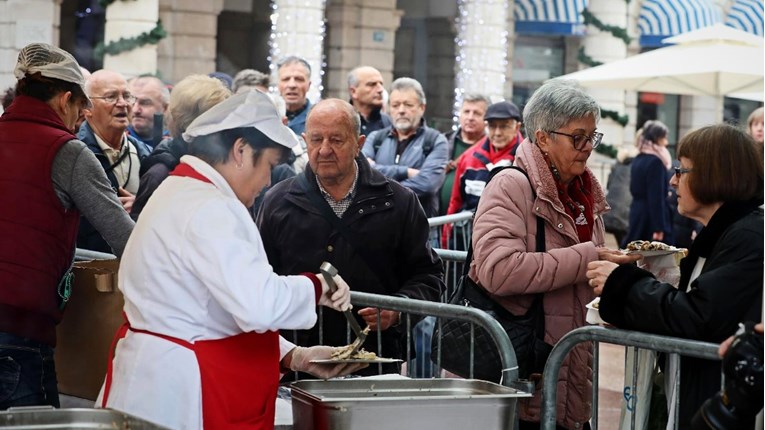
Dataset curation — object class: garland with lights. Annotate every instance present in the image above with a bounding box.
[595,143,618,158]
[601,108,629,127]
[452,0,509,125]
[579,8,632,146]
[577,47,602,68]
[94,20,166,60]
[581,9,631,45]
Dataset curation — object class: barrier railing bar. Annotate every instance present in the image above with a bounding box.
[350,291,522,389]
[434,248,469,262]
[427,211,474,227]
[75,248,117,261]
[541,325,720,430]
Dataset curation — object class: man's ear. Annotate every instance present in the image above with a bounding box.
[356,135,366,155]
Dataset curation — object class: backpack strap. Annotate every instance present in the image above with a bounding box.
[371,126,392,157]
[462,165,545,279]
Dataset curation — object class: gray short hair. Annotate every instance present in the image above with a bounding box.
[523,80,600,143]
[277,55,311,76]
[133,75,170,106]
[462,93,491,107]
[390,77,426,105]
[233,69,269,93]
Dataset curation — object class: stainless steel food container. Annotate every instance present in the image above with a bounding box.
[0,407,169,429]
[290,378,531,430]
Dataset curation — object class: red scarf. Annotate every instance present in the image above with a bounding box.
[554,174,595,243]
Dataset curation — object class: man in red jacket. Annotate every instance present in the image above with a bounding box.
[442,101,523,246]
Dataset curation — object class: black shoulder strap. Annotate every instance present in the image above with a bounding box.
[296,174,390,283]
[372,127,391,156]
[461,165,545,280]
[421,127,440,157]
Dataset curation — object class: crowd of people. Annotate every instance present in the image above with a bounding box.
[0,41,761,430]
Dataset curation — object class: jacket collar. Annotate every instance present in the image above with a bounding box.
[514,138,608,215]
[293,155,391,200]
[693,199,763,257]
[0,95,75,138]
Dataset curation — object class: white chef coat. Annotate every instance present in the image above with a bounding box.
[97,155,318,429]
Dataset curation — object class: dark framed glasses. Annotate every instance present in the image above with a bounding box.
[548,130,604,151]
[674,167,693,178]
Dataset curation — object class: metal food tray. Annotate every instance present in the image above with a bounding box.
[290,378,531,430]
[0,407,169,429]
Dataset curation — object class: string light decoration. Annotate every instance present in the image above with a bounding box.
[268,0,327,103]
[453,0,509,129]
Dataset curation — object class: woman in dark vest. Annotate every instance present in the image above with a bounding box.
[0,43,133,409]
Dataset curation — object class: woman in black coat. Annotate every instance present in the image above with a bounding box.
[622,120,674,247]
[587,124,764,429]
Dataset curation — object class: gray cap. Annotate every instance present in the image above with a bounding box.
[182,89,299,149]
[484,101,522,121]
[14,43,87,95]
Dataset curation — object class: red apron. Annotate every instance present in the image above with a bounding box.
[101,162,281,429]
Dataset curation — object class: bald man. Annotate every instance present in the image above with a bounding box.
[78,70,151,252]
[348,66,391,136]
[257,99,443,378]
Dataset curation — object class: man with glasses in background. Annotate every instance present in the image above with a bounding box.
[78,70,151,253]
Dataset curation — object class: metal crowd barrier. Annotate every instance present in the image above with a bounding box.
[351,291,524,390]
[540,325,720,430]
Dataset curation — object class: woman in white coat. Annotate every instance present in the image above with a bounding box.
[98,90,364,429]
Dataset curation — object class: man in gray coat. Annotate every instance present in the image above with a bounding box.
[362,77,448,218]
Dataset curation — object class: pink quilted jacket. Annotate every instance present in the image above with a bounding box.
[469,139,607,429]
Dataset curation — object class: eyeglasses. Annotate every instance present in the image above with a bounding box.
[90,93,136,105]
[674,167,693,178]
[548,130,603,151]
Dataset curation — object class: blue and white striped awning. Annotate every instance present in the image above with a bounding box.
[725,0,764,37]
[639,0,723,46]
[514,0,588,35]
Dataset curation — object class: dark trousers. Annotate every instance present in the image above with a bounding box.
[0,332,59,410]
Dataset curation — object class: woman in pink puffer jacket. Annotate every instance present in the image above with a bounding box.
[469,80,632,430]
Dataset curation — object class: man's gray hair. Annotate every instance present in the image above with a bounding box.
[346,66,381,89]
[462,93,491,107]
[133,75,170,106]
[390,77,426,105]
[233,69,269,93]
[523,80,600,143]
[277,55,311,76]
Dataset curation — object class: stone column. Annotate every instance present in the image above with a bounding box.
[678,95,723,138]
[0,0,61,94]
[580,0,630,148]
[158,0,224,84]
[270,0,327,103]
[621,0,644,149]
[324,0,401,100]
[453,0,509,119]
[103,0,159,77]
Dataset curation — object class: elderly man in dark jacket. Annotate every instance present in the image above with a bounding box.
[257,98,444,376]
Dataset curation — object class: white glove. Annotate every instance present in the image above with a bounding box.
[317,272,352,312]
[287,346,368,379]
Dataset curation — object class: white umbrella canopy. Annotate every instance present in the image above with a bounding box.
[555,24,764,100]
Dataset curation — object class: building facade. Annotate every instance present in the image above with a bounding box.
[0,0,762,150]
